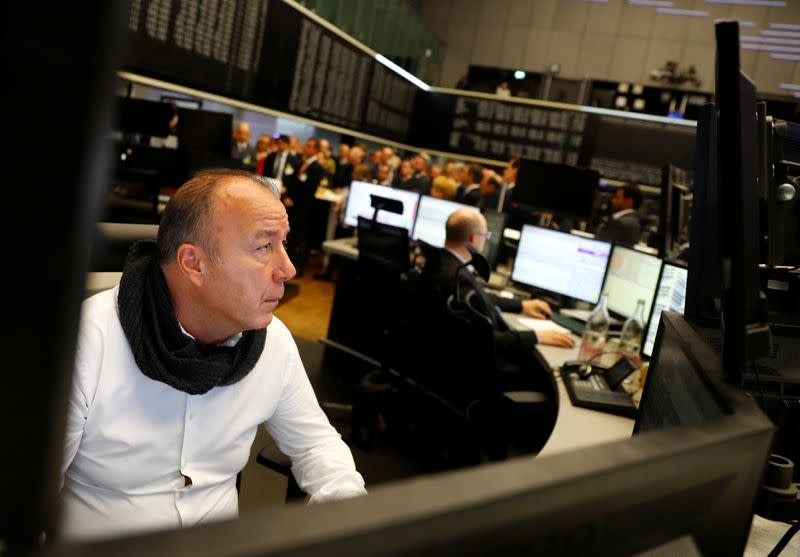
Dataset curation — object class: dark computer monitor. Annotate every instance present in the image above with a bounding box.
[511,224,611,304]
[343,181,420,233]
[685,103,720,321]
[412,195,479,248]
[642,261,688,358]
[480,209,507,270]
[115,97,174,138]
[601,245,662,321]
[714,21,770,374]
[45,312,773,557]
[176,107,232,157]
[510,159,599,220]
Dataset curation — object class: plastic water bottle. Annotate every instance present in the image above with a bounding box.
[618,298,646,365]
[579,291,610,363]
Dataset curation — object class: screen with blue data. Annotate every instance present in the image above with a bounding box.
[642,263,688,358]
[412,196,480,248]
[511,225,611,303]
[602,245,662,319]
[343,181,420,232]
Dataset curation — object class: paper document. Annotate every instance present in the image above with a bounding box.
[516,316,571,335]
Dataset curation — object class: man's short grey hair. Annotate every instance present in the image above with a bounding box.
[157,168,280,263]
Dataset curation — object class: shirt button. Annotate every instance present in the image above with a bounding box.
[188,412,195,421]
[178,492,184,499]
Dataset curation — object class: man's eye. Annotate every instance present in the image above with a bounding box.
[258,244,271,253]
[282,240,289,249]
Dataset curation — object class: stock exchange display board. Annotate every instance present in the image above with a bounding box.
[124,0,415,141]
[410,92,695,185]
[124,0,695,185]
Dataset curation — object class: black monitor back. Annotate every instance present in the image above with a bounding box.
[685,103,721,321]
[510,159,598,220]
[116,97,174,138]
[176,108,232,158]
[357,216,411,273]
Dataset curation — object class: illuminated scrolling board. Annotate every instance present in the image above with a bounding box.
[125,0,269,100]
[411,93,586,166]
[364,64,417,139]
[411,92,695,185]
[123,0,417,140]
[287,18,371,129]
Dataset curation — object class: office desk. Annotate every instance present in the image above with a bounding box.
[504,315,636,457]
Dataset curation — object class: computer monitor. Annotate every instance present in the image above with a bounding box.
[412,195,479,248]
[47,313,773,557]
[642,262,688,358]
[343,181,420,233]
[116,97,174,138]
[510,159,599,220]
[511,224,611,304]
[601,245,662,320]
[176,107,232,157]
[481,209,507,270]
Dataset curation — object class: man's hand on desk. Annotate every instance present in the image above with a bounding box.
[521,299,553,319]
[537,330,575,348]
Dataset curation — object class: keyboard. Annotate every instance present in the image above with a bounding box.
[563,372,638,418]
[550,312,586,335]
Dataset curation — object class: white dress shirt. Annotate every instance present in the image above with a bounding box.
[61,286,366,541]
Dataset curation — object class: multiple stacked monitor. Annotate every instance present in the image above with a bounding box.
[510,223,687,360]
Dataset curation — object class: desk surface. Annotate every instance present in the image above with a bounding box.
[526,322,635,457]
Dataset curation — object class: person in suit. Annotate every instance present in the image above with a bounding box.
[455,164,483,206]
[424,208,575,349]
[406,153,432,195]
[230,122,257,168]
[283,137,324,276]
[595,183,643,247]
[264,134,301,186]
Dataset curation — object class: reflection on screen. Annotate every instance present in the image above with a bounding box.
[343,181,420,232]
[412,196,479,248]
[511,225,611,303]
[635,318,727,432]
[602,246,662,319]
[642,263,688,358]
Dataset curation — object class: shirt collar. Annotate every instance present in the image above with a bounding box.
[612,208,637,219]
[178,321,242,348]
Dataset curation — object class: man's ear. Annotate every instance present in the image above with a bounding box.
[175,243,206,286]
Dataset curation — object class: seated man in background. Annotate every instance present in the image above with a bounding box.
[424,208,575,350]
[595,183,643,247]
[61,169,366,541]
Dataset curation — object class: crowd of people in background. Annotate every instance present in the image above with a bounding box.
[231,125,521,275]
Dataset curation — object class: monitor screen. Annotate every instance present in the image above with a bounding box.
[602,245,662,320]
[510,159,599,219]
[643,263,688,358]
[511,225,611,304]
[412,195,479,248]
[343,181,420,233]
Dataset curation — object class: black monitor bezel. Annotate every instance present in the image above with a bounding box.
[641,258,689,360]
[601,244,663,323]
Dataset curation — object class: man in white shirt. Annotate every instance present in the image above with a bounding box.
[61,169,366,541]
